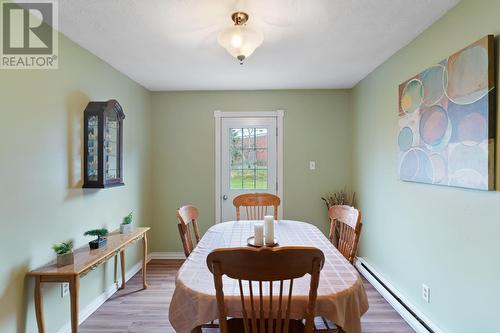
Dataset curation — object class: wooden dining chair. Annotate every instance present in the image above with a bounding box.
[207,246,325,333]
[328,205,362,264]
[176,205,201,257]
[233,193,281,221]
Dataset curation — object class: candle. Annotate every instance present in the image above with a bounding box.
[264,215,274,245]
[254,223,264,246]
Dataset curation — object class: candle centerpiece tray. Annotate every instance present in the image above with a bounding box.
[247,236,279,248]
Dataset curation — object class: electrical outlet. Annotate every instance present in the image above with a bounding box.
[309,161,316,170]
[61,283,69,298]
[422,284,430,303]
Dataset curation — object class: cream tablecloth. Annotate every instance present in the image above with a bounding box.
[169,220,368,333]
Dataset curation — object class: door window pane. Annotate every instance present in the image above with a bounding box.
[230,127,268,190]
[231,129,242,147]
[243,148,256,169]
[242,128,255,149]
[256,170,268,189]
[255,149,268,169]
[243,169,255,189]
[256,128,268,148]
[231,147,243,168]
[231,169,243,189]
[230,128,243,169]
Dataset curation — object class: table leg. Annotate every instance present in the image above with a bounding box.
[113,254,118,285]
[120,250,126,290]
[69,275,80,333]
[34,276,45,333]
[142,234,148,289]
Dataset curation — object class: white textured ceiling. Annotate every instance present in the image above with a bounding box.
[58,0,460,91]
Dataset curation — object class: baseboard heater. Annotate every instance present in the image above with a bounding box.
[355,258,443,333]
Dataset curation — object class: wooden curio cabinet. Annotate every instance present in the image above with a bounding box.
[83,100,125,188]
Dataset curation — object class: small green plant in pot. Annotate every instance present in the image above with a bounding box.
[52,241,74,267]
[120,212,133,234]
[84,228,109,249]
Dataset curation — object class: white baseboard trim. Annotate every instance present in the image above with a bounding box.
[149,251,186,260]
[355,257,443,333]
[56,255,152,333]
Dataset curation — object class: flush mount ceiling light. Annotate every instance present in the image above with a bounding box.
[217,12,263,64]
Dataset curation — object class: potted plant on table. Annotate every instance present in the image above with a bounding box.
[52,241,74,267]
[120,212,133,234]
[84,228,109,249]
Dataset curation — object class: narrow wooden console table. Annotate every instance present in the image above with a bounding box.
[27,227,150,333]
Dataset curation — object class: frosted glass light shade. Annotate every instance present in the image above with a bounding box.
[217,25,263,63]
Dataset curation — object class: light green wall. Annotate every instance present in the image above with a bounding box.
[150,90,352,252]
[351,0,500,332]
[0,33,152,333]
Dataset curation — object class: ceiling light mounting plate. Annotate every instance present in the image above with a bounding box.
[231,12,249,26]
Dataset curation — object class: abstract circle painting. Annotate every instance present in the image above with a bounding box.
[398,35,494,190]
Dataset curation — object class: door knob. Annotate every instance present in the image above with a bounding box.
[223,195,228,201]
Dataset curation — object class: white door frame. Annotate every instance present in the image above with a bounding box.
[214,110,284,223]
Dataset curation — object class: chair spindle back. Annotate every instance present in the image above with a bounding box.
[328,205,362,263]
[207,246,325,333]
[176,205,201,257]
[233,193,281,221]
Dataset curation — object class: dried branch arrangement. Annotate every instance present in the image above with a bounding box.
[321,189,356,209]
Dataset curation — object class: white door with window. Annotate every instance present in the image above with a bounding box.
[219,116,278,222]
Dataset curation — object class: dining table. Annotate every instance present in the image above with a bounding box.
[169,220,369,333]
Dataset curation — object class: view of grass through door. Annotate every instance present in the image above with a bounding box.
[230,127,268,189]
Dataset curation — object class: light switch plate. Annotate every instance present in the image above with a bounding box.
[309,161,316,170]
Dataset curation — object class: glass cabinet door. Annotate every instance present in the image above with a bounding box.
[104,113,119,182]
[87,115,99,181]
[83,100,125,188]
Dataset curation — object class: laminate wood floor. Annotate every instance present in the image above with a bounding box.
[80,260,415,333]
